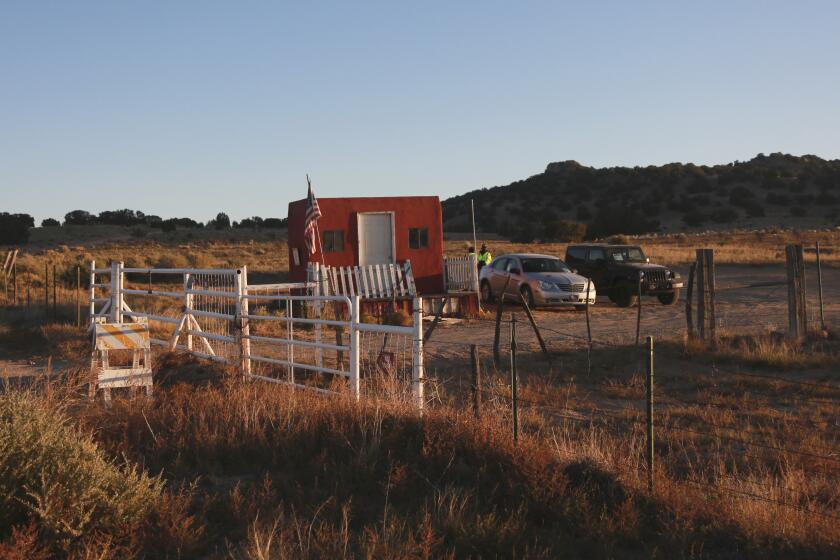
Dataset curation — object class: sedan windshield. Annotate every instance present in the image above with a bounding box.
[520,258,571,273]
[609,247,646,263]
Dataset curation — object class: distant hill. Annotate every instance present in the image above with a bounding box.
[442,153,840,241]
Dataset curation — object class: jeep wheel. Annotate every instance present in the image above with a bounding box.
[613,286,638,308]
[480,280,493,303]
[658,289,680,306]
[520,285,535,308]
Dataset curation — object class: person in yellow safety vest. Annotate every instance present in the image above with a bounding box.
[467,246,476,261]
[477,243,492,270]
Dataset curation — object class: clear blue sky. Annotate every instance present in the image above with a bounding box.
[2,1,838,223]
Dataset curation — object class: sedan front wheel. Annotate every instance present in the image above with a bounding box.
[520,285,536,308]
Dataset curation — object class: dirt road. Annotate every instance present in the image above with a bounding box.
[425,264,840,361]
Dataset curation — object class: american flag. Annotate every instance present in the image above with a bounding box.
[303,179,322,254]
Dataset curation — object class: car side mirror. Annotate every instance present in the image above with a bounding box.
[572,268,578,274]
[509,268,521,275]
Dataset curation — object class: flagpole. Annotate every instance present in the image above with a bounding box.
[307,174,332,294]
[471,198,482,310]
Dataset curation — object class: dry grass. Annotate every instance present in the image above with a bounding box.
[0,350,837,558]
[447,229,840,267]
[674,330,839,370]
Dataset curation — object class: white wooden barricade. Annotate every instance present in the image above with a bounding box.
[443,255,479,293]
[89,320,153,401]
[308,261,417,298]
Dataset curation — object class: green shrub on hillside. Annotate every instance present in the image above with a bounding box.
[542,219,587,242]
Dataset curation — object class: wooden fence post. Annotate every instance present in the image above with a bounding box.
[816,242,825,331]
[52,264,57,322]
[635,271,643,346]
[470,344,481,418]
[510,314,518,443]
[493,277,511,367]
[786,245,807,339]
[685,262,695,339]
[705,250,716,344]
[44,262,48,319]
[786,245,798,339]
[646,336,655,495]
[796,245,807,333]
[76,265,81,328]
[585,278,592,375]
[696,250,706,341]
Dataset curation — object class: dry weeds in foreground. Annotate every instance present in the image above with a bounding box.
[0,358,837,558]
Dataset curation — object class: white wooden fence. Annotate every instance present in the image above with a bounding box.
[443,256,479,293]
[89,261,425,408]
[308,261,417,298]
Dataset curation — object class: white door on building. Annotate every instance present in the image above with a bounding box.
[357,212,395,265]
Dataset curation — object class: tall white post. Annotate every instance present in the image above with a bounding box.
[349,295,360,400]
[412,297,425,411]
[236,267,251,377]
[183,273,193,351]
[311,263,323,368]
[89,260,96,326]
[110,261,122,323]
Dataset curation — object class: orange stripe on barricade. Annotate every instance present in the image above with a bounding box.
[95,323,150,350]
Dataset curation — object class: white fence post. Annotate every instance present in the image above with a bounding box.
[412,297,424,411]
[310,263,323,368]
[89,260,96,326]
[183,272,193,351]
[110,261,122,323]
[349,295,360,400]
[286,297,295,383]
[236,266,251,377]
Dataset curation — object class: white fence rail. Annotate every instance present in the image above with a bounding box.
[308,261,417,299]
[89,262,424,408]
[443,256,478,293]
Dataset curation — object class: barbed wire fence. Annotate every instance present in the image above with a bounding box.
[420,245,839,523]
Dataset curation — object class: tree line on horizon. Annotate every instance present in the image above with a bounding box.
[0,209,288,244]
[443,152,840,241]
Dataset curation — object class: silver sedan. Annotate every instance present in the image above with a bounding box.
[479,253,596,309]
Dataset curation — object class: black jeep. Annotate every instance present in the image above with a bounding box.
[565,244,682,307]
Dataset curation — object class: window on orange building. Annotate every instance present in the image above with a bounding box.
[408,227,428,249]
[322,230,344,252]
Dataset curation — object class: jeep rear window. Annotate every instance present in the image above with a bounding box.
[588,248,606,262]
[609,247,646,262]
[566,247,586,261]
[521,258,571,273]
